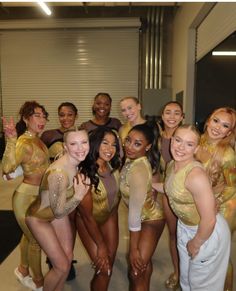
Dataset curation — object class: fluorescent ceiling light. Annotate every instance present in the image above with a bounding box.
[37,1,52,16]
[212,51,236,56]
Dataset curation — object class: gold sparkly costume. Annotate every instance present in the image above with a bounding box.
[198,139,236,291]
[92,169,120,224]
[120,156,164,230]
[165,160,203,225]
[2,132,49,280]
[27,168,80,221]
[198,140,236,230]
[164,160,230,291]
[119,122,132,145]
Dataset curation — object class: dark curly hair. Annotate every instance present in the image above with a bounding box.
[16,101,48,137]
[128,121,160,174]
[79,127,121,192]
[58,102,78,116]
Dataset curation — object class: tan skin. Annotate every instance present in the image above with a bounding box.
[26,130,90,291]
[58,105,78,132]
[2,108,48,287]
[76,133,120,291]
[160,102,184,285]
[125,130,165,291]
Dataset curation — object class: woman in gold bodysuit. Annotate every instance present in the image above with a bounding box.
[41,102,78,161]
[80,93,122,134]
[2,101,49,290]
[196,107,236,291]
[159,101,184,290]
[26,129,92,291]
[41,102,79,280]
[153,124,230,291]
[120,123,165,291]
[119,96,146,145]
[76,127,121,291]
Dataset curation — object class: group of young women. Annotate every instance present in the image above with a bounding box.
[2,93,236,291]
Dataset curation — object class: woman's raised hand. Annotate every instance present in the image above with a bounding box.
[2,116,17,138]
[73,173,90,202]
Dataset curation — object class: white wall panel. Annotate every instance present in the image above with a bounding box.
[1,25,139,129]
[197,3,236,61]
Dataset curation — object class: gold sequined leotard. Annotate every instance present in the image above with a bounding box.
[92,169,120,224]
[120,156,164,230]
[27,168,79,221]
[2,131,49,281]
[198,139,236,231]
[165,160,204,225]
[119,122,132,145]
[2,132,49,177]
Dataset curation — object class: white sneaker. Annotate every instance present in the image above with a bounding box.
[14,267,31,285]
[23,276,43,290]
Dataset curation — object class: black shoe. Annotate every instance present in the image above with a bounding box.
[46,257,52,270]
[66,260,77,281]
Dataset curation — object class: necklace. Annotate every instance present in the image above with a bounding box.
[25,130,35,137]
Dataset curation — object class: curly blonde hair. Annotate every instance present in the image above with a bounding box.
[198,107,236,186]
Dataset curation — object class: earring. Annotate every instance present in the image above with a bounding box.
[145,148,149,152]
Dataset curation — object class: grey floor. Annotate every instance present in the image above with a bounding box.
[0,164,235,291]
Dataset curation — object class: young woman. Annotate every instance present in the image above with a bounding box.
[76,127,121,291]
[119,96,146,145]
[153,124,230,291]
[120,123,165,291]
[159,101,184,289]
[26,129,92,291]
[196,107,236,291]
[41,102,78,161]
[41,102,79,280]
[2,101,49,290]
[80,93,121,134]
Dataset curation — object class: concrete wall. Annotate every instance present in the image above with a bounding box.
[172,2,205,123]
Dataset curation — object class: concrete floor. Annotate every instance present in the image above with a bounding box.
[0,164,235,291]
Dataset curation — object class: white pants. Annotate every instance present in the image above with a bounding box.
[177,214,230,291]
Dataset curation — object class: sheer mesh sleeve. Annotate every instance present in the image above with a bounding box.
[48,170,80,218]
[2,137,30,174]
[128,163,149,231]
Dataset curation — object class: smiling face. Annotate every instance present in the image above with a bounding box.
[98,132,117,163]
[171,127,199,165]
[124,129,151,160]
[25,107,47,135]
[120,98,141,123]
[93,94,111,119]
[162,103,183,130]
[58,105,77,130]
[64,130,89,163]
[206,110,234,143]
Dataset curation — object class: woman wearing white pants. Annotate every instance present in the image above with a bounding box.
[153,124,230,291]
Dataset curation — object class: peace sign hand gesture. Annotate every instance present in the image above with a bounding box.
[2,116,17,138]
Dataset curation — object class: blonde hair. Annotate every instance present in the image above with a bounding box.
[120,96,140,104]
[63,127,87,143]
[174,124,201,144]
[197,107,236,186]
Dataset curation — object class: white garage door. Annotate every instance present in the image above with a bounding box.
[0,18,140,129]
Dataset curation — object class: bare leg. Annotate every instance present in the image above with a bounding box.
[76,211,119,291]
[26,216,73,291]
[129,219,165,291]
[163,195,179,289]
